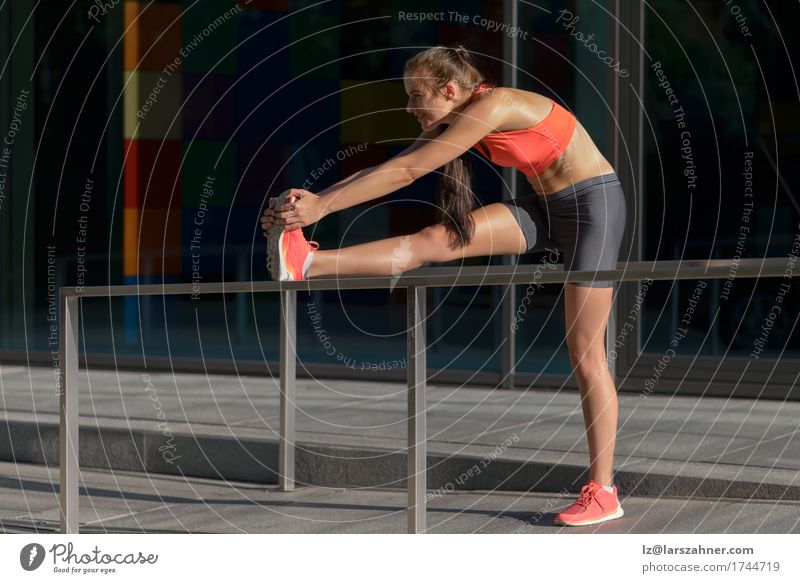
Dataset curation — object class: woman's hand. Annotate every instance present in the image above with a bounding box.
[260,188,324,234]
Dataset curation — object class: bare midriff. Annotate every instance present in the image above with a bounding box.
[525,119,616,196]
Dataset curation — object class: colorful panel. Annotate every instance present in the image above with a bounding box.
[123,70,183,140]
[181,140,235,207]
[182,74,237,140]
[339,80,410,145]
[123,139,182,209]
[124,1,184,71]
[180,1,239,75]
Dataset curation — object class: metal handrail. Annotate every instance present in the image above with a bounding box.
[58,257,796,533]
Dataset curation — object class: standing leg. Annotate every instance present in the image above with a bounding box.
[563,283,618,485]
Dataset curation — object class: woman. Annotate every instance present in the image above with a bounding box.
[261,45,626,527]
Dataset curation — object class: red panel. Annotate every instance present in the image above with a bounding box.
[124,140,182,209]
[137,207,182,275]
[123,139,140,207]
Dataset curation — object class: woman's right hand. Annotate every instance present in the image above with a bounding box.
[261,188,324,234]
[260,193,296,234]
[260,196,281,232]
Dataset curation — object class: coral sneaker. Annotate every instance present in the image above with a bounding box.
[554,480,624,526]
[271,228,318,281]
[265,191,319,281]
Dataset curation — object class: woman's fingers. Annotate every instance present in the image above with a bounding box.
[261,193,304,230]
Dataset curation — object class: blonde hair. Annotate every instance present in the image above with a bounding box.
[403,44,487,96]
[403,45,492,248]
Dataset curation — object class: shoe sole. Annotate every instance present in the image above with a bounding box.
[266,226,287,281]
[554,505,624,527]
[266,193,293,281]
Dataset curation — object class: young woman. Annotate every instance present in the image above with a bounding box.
[261,45,626,527]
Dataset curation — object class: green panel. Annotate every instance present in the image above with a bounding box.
[181,0,239,75]
[288,11,339,80]
[181,140,235,207]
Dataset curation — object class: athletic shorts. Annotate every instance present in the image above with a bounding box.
[501,172,627,288]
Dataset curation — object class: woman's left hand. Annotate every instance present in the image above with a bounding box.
[264,188,325,231]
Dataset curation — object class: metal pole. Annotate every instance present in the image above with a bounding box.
[59,294,80,534]
[407,286,427,533]
[500,0,520,389]
[279,290,296,491]
[237,252,247,344]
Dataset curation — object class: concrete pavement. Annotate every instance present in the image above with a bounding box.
[1,364,800,532]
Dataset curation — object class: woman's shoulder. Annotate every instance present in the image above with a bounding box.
[471,85,547,106]
[470,86,554,131]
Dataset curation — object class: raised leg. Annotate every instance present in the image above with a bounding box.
[564,283,618,485]
[307,203,528,278]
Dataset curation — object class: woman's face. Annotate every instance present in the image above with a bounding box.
[403,76,463,131]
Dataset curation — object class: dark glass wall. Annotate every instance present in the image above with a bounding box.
[0,0,526,374]
[642,0,800,359]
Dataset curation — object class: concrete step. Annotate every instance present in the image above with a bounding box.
[3,415,798,501]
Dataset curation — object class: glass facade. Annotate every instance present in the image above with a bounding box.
[1,1,797,396]
[641,1,800,360]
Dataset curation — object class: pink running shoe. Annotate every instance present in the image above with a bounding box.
[265,191,319,281]
[554,480,624,526]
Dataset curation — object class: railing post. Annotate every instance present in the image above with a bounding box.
[407,286,427,533]
[59,293,80,534]
[500,0,519,390]
[237,252,247,344]
[279,289,296,491]
[500,281,516,389]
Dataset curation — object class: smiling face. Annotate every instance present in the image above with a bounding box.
[403,75,468,131]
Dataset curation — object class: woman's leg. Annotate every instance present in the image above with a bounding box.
[563,283,618,486]
[307,203,529,278]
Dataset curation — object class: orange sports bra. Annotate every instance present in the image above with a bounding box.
[469,83,577,178]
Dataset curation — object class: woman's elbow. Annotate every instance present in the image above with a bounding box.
[405,166,434,182]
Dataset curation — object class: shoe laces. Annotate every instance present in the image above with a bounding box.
[287,228,318,249]
[575,483,601,508]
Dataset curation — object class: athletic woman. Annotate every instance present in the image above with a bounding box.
[261,45,626,527]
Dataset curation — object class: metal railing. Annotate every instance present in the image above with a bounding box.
[58,257,794,533]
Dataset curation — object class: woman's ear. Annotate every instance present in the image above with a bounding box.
[441,81,455,101]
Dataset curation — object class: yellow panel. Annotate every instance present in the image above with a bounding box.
[339,80,417,145]
[123,70,182,140]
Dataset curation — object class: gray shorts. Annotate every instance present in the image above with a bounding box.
[501,172,627,288]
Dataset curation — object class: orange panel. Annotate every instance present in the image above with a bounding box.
[124,1,183,71]
[123,207,140,277]
[137,207,182,275]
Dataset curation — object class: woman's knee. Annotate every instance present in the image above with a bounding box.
[567,339,608,378]
[414,224,454,263]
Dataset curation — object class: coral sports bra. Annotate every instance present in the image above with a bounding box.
[470,83,577,178]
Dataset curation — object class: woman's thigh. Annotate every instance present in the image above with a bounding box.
[543,179,627,288]
[434,202,531,261]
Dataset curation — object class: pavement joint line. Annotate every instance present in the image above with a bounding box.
[79,502,185,527]
[442,410,583,442]
[698,426,800,463]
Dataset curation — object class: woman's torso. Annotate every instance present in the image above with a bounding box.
[471,85,615,196]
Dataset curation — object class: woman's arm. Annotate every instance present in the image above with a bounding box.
[272,97,501,229]
[316,127,442,215]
